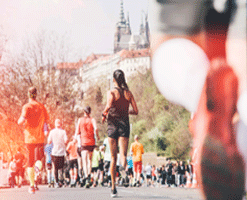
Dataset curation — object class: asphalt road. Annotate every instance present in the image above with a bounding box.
[0,185,204,200]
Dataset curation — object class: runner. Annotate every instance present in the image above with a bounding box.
[75,134,83,186]
[130,135,144,187]
[91,146,100,187]
[98,145,105,186]
[76,106,100,188]
[102,69,138,198]
[150,0,246,198]
[66,136,78,187]
[14,147,25,188]
[48,119,68,188]
[145,163,152,187]
[44,143,53,187]
[103,137,111,187]
[126,153,134,187]
[8,157,17,188]
[18,87,49,194]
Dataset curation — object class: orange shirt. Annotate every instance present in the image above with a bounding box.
[77,117,95,146]
[21,100,49,144]
[131,141,144,162]
[67,141,78,160]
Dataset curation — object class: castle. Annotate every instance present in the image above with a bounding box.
[114,0,150,53]
[41,0,151,96]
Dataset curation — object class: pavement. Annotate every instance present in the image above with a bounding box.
[0,169,8,188]
[0,185,204,200]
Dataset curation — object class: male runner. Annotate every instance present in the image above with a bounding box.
[18,87,49,194]
[130,135,144,187]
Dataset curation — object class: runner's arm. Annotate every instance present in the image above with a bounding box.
[92,118,100,141]
[102,90,114,123]
[128,91,138,115]
[18,105,27,125]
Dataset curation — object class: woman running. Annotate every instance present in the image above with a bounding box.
[76,106,100,188]
[102,69,138,197]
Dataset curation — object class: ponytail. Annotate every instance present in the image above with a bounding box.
[113,69,129,90]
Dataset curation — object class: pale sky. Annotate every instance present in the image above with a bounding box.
[0,0,149,61]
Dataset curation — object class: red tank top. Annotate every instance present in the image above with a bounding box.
[78,117,95,146]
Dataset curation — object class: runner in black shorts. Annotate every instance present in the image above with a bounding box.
[102,69,138,197]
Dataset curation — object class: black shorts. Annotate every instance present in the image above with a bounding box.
[26,143,44,167]
[104,161,110,170]
[92,167,98,173]
[127,168,133,176]
[81,146,95,152]
[46,163,52,170]
[107,118,130,139]
[146,175,151,179]
[51,155,64,170]
[99,163,104,171]
[16,167,25,178]
[69,159,78,169]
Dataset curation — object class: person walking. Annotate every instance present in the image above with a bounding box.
[102,69,138,197]
[48,119,68,188]
[66,136,78,187]
[76,106,100,188]
[18,87,49,194]
[130,135,144,187]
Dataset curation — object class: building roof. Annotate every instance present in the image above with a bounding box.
[57,60,83,69]
[117,48,150,59]
[84,54,109,65]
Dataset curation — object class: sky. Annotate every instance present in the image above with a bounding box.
[0,0,149,61]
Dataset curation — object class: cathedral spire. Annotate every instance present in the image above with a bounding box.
[126,12,131,34]
[119,0,126,24]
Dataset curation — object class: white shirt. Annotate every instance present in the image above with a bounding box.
[145,164,152,176]
[48,128,68,156]
[103,138,111,162]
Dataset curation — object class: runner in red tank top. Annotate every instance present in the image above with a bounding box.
[76,106,100,188]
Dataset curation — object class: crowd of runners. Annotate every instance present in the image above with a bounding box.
[7,135,196,190]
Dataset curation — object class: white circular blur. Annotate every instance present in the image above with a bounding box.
[152,38,209,113]
[238,90,247,126]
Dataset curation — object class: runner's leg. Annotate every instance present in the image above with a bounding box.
[108,137,118,190]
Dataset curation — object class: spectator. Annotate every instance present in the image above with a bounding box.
[166,160,173,187]
[178,161,186,187]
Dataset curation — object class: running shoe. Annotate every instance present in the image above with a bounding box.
[123,176,129,187]
[111,188,118,198]
[85,179,90,189]
[28,186,35,194]
[34,184,39,191]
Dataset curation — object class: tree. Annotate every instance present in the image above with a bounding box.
[0,30,83,156]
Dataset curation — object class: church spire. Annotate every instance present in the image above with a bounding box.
[119,0,126,24]
[126,12,131,34]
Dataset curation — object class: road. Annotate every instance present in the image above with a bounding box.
[0,185,204,200]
